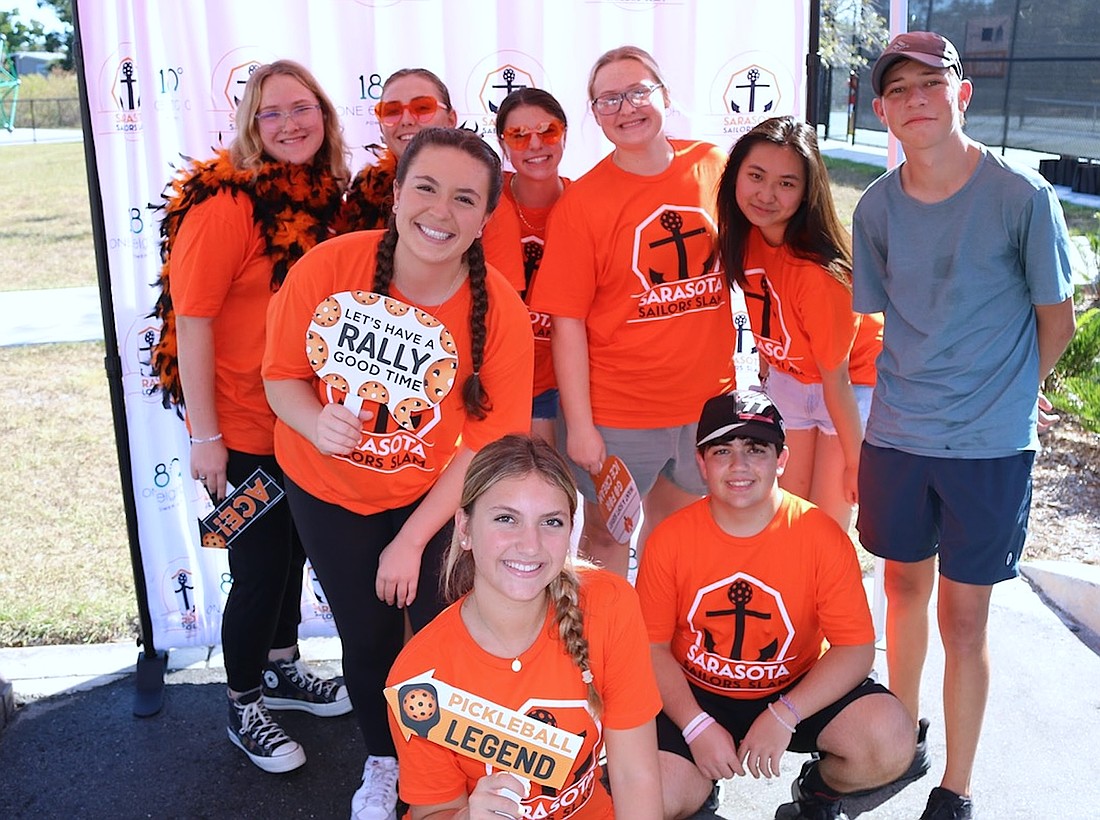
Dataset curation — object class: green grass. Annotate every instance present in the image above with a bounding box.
[822,157,884,227]
[0,141,96,290]
[0,342,137,646]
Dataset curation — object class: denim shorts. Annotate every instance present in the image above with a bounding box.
[763,368,872,433]
[531,388,559,421]
[856,442,1035,584]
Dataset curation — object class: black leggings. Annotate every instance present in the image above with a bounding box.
[285,478,451,755]
[220,451,305,693]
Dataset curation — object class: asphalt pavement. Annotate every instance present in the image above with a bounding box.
[2,574,1098,819]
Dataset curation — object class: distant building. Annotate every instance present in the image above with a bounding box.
[12,51,65,77]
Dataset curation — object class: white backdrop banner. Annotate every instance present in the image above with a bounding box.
[75,0,810,649]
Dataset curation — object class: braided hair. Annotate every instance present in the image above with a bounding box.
[443,435,601,715]
[375,127,502,419]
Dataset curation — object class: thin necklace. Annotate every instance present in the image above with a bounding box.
[400,264,465,309]
[510,175,543,233]
[468,594,542,673]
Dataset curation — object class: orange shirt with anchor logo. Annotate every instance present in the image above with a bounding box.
[528,141,735,428]
[637,493,872,698]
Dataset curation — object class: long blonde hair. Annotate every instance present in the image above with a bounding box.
[230,59,350,183]
[443,435,602,716]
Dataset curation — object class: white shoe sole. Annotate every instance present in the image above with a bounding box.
[263,693,354,717]
[227,726,307,773]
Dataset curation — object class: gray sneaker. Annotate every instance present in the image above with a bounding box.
[262,653,352,717]
[227,690,306,773]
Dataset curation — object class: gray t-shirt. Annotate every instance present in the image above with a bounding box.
[852,147,1074,458]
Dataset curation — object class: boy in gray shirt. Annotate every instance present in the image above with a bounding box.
[852,30,1076,820]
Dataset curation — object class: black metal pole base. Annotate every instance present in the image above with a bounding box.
[132,650,168,718]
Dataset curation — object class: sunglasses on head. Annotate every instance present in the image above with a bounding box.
[500,119,566,151]
[373,96,447,125]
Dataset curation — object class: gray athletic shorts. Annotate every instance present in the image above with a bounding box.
[561,420,707,504]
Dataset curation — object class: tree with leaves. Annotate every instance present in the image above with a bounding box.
[820,0,890,71]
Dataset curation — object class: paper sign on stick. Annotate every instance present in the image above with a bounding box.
[592,455,641,545]
[385,670,583,789]
[197,468,283,550]
[307,291,458,426]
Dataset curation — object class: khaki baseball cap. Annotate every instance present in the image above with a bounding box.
[871,31,963,96]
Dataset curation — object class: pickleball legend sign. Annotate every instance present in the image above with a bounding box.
[386,671,583,789]
[307,291,458,424]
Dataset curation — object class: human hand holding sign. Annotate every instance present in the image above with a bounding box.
[467,771,531,819]
[592,455,641,545]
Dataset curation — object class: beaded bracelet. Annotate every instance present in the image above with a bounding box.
[190,433,223,444]
[684,716,716,744]
[778,693,802,724]
[767,702,796,733]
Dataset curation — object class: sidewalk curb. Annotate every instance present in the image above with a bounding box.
[1020,560,1100,646]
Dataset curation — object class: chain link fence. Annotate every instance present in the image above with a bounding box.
[823,0,1100,189]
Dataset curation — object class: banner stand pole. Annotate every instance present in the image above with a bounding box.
[72,0,168,718]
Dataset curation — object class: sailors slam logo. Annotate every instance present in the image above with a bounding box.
[684,572,797,691]
[707,54,795,139]
[519,700,603,819]
[464,51,544,137]
[96,48,143,137]
[628,205,725,323]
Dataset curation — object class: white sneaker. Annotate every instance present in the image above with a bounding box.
[351,755,399,820]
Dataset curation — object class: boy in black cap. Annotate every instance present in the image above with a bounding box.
[636,390,915,820]
[854,30,1076,820]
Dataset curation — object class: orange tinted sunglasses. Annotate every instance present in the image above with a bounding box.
[501,119,565,151]
[373,96,447,125]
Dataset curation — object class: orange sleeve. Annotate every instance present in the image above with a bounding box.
[172,191,259,317]
[635,513,684,645]
[809,508,875,646]
[585,571,663,730]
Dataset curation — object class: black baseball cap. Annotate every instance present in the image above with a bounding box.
[871,31,963,96]
[696,390,785,448]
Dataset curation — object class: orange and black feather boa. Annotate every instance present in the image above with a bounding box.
[336,145,397,233]
[148,150,343,413]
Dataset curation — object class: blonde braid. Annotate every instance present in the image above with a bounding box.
[549,567,602,717]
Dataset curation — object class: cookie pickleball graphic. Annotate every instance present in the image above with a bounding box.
[308,292,459,425]
[398,682,440,738]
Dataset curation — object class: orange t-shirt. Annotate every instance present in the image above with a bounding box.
[262,231,533,515]
[742,228,883,386]
[481,172,571,399]
[528,140,735,427]
[387,569,661,819]
[171,189,278,455]
[636,493,873,698]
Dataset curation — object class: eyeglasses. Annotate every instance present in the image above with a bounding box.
[500,119,566,151]
[591,83,664,116]
[254,104,322,131]
[373,96,448,126]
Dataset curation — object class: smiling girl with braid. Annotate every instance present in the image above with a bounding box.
[263,127,532,820]
[386,434,662,819]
